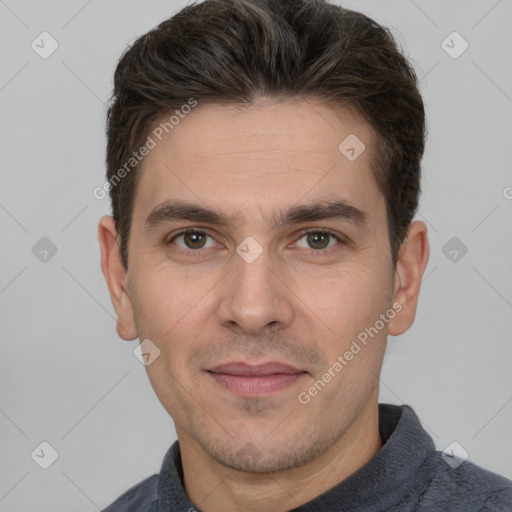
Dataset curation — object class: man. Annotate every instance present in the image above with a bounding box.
[98,0,512,510]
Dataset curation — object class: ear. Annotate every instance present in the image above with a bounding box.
[98,215,138,340]
[387,220,430,336]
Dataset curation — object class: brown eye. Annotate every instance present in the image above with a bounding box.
[295,231,341,251]
[307,232,331,249]
[183,231,207,249]
[170,230,216,251]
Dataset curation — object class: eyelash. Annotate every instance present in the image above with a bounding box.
[166,228,346,256]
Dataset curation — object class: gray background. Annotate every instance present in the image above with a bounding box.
[1,0,511,510]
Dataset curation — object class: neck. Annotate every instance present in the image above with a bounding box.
[179,400,382,512]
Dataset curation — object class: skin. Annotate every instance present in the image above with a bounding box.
[98,98,429,512]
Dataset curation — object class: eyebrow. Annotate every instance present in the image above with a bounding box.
[144,198,369,232]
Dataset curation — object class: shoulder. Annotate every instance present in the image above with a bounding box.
[102,474,158,512]
[417,454,512,511]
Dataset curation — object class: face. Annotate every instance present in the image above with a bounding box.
[102,99,417,473]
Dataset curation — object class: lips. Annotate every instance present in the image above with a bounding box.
[207,361,307,397]
[209,361,304,376]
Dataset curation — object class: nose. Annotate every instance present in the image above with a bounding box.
[216,246,294,337]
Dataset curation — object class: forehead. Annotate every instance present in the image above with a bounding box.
[132,99,385,229]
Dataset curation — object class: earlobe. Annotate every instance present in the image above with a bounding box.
[98,215,138,341]
[387,220,430,337]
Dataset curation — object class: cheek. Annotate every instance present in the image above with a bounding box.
[130,272,207,407]
[296,260,390,336]
[305,265,390,406]
[129,268,211,349]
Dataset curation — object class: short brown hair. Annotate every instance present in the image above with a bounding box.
[106,0,426,269]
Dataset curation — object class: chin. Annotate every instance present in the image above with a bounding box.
[194,426,337,474]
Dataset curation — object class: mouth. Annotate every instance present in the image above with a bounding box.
[206,361,308,397]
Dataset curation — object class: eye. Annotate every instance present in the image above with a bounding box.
[294,230,343,251]
[166,228,345,255]
[169,229,217,250]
